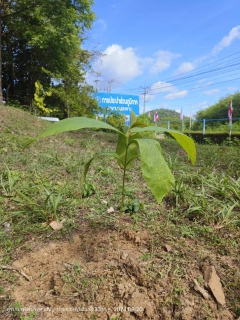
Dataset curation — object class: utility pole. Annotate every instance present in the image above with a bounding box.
[108,79,114,93]
[141,86,149,114]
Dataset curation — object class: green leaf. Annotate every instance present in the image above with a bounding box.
[131,126,196,165]
[116,132,141,170]
[167,132,196,165]
[130,121,148,129]
[133,139,174,203]
[80,157,95,194]
[130,110,137,126]
[25,117,122,147]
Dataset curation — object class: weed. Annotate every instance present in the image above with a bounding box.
[216,203,238,226]
[123,197,144,213]
[82,181,96,198]
[60,263,105,302]
[172,179,186,206]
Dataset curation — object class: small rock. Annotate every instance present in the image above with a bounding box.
[107,207,114,213]
[204,265,226,306]
[49,220,64,230]
[120,251,128,260]
[193,279,209,299]
[164,244,172,252]
[3,222,11,233]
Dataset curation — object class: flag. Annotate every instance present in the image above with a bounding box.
[180,108,183,120]
[228,100,233,120]
[154,110,159,122]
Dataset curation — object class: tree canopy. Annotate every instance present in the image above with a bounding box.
[1,0,98,118]
[195,92,240,120]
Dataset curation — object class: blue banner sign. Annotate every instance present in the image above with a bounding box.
[95,92,139,116]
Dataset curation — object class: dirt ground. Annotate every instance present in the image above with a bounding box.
[2,218,238,320]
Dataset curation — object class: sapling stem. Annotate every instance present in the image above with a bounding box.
[117,136,130,262]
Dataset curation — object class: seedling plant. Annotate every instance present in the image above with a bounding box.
[25,112,196,258]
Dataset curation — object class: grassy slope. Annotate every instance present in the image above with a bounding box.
[0,105,240,319]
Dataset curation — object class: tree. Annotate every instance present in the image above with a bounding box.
[1,0,96,112]
[195,92,240,120]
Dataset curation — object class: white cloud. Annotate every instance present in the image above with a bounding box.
[212,25,240,54]
[150,81,188,100]
[91,46,180,85]
[150,51,180,74]
[174,62,195,75]
[151,81,175,93]
[93,44,143,83]
[165,90,188,100]
[174,55,207,76]
[203,89,220,95]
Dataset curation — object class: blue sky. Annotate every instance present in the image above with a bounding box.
[86,0,240,118]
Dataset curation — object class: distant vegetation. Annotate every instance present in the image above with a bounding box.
[195,91,240,120]
[139,92,240,134]
[192,92,240,132]
[1,0,98,119]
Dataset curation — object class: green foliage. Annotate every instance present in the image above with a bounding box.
[82,181,96,198]
[186,132,240,144]
[26,113,196,206]
[195,91,240,120]
[1,0,97,115]
[106,111,125,130]
[33,81,52,115]
[145,108,186,120]
[123,197,144,213]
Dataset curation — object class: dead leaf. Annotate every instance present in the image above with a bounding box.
[49,220,65,230]
[107,207,114,213]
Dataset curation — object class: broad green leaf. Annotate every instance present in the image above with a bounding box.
[167,132,196,165]
[116,132,141,169]
[25,117,122,147]
[133,139,174,203]
[130,111,137,126]
[130,121,148,129]
[131,126,196,165]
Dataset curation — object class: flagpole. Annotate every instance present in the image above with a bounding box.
[154,110,158,136]
[180,107,184,133]
[228,100,233,138]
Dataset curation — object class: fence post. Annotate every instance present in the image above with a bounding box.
[202,119,206,135]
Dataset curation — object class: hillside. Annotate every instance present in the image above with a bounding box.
[0,106,239,320]
[146,108,189,120]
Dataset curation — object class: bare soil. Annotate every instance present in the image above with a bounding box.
[2,219,237,320]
